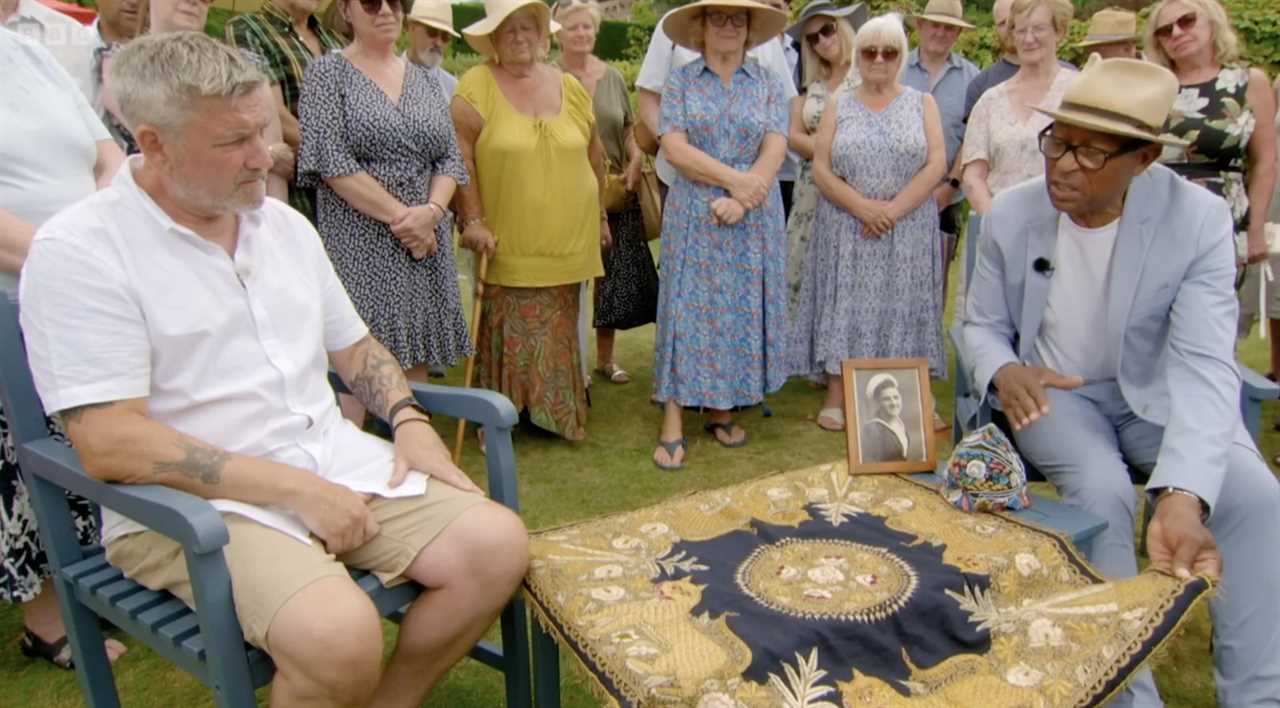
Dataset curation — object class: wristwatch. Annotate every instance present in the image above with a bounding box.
[1151,486,1210,524]
[386,395,430,424]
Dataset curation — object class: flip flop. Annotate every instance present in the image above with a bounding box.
[20,628,74,670]
[703,421,747,448]
[816,407,845,431]
[653,437,687,470]
[596,363,631,384]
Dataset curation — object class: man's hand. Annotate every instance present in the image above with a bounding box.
[390,206,439,259]
[1146,491,1221,580]
[991,363,1083,430]
[292,478,379,555]
[460,221,497,256]
[391,416,482,495]
[729,172,767,211]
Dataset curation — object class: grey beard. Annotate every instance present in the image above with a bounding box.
[416,48,443,69]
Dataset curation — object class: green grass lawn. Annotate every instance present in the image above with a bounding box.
[2,254,1275,706]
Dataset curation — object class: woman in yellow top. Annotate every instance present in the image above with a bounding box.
[452,0,609,441]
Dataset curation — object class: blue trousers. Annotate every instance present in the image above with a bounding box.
[1012,382,1280,707]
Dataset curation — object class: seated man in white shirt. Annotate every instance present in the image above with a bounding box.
[19,32,528,708]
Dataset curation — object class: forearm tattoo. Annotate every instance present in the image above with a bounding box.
[58,401,115,424]
[153,440,230,485]
[347,336,408,422]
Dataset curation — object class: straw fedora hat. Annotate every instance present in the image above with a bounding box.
[407,0,459,37]
[785,0,869,42]
[662,0,789,52]
[908,0,974,30]
[462,0,561,57]
[1076,8,1137,48]
[1034,55,1188,147]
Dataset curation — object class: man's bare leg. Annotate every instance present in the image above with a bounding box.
[368,502,529,707]
[266,576,384,708]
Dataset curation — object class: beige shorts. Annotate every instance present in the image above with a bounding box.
[105,485,485,650]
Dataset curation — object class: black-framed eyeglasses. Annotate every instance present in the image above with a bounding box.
[358,0,402,15]
[1037,126,1148,171]
[1153,11,1196,40]
[705,10,749,28]
[805,21,836,47]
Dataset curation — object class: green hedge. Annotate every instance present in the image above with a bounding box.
[449,2,635,59]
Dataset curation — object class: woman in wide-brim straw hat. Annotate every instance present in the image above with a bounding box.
[649,0,790,470]
[449,0,610,443]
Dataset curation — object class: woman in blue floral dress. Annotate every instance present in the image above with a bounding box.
[650,0,791,470]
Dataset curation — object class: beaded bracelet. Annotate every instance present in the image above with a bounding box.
[459,216,485,230]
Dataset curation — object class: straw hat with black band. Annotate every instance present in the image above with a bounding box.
[462,0,561,58]
[1075,7,1137,48]
[908,0,974,30]
[662,0,789,52]
[1033,54,1188,147]
[785,0,869,42]
[407,0,460,37]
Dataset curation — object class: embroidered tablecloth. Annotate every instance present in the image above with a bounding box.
[525,461,1210,707]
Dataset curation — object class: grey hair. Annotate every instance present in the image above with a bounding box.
[109,31,268,135]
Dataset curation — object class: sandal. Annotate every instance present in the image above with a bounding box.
[703,420,747,448]
[653,437,687,471]
[816,407,845,432]
[20,628,74,670]
[596,363,631,384]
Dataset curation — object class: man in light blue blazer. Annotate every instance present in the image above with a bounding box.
[964,56,1280,706]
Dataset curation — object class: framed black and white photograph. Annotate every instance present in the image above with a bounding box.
[841,358,936,474]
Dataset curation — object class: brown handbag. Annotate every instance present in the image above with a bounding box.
[637,158,662,241]
[602,164,629,214]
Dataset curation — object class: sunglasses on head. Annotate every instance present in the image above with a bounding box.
[805,21,837,47]
[705,10,749,28]
[859,46,899,62]
[357,0,402,15]
[1153,11,1196,40]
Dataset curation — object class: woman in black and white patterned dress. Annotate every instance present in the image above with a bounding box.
[297,0,471,403]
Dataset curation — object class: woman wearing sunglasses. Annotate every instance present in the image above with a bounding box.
[1146,0,1275,274]
[649,0,790,469]
[786,14,946,432]
[450,0,609,443]
[554,0,659,388]
[960,0,1075,215]
[782,1,864,337]
[296,0,473,424]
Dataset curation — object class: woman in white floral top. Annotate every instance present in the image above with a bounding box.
[960,0,1075,214]
[1145,0,1275,267]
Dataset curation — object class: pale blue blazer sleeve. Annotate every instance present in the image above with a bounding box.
[962,204,1021,407]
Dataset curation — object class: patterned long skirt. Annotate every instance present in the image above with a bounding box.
[476,284,588,441]
[1,403,98,604]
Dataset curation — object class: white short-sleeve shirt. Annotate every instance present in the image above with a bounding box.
[20,157,428,544]
[0,26,109,296]
[636,11,798,185]
[3,0,97,99]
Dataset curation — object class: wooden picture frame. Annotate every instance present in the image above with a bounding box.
[841,357,937,474]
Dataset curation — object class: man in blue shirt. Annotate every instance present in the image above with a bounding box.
[903,0,979,314]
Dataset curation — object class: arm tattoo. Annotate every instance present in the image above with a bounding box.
[153,440,230,485]
[58,401,115,424]
[347,336,408,422]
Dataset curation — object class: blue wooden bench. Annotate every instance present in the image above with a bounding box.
[0,295,533,708]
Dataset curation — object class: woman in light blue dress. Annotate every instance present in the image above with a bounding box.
[787,14,947,431]
[650,0,791,470]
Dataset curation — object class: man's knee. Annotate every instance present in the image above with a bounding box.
[410,502,529,595]
[268,577,384,704]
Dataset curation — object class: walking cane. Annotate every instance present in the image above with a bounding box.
[453,251,489,464]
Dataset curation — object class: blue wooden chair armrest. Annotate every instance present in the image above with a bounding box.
[18,438,231,554]
[1238,363,1278,442]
